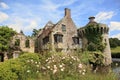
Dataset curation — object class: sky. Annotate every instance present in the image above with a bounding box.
[0,0,120,39]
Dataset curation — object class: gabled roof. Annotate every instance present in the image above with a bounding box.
[44,21,54,29]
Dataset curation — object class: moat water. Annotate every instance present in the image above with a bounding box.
[112,58,120,79]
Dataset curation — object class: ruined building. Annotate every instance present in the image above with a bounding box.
[36,8,81,53]
[11,31,35,58]
[9,8,111,66]
[77,16,112,65]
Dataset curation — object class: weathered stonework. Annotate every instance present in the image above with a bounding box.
[11,32,35,58]
[77,17,112,65]
[36,8,82,53]
[8,8,111,67]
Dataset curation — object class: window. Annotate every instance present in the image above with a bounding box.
[43,36,49,45]
[62,24,66,32]
[54,34,63,43]
[25,39,30,48]
[73,37,79,44]
[15,39,20,46]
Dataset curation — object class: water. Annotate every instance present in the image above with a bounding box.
[112,58,120,79]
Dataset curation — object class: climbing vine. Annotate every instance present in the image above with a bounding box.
[85,24,106,52]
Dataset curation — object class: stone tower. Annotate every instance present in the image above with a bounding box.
[78,16,112,66]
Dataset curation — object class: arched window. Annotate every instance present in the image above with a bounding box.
[54,34,63,43]
[15,39,20,46]
[72,37,79,44]
[43,36,49,45]
[25,39,30,48]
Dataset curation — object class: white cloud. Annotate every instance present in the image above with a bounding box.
[8,16,38,33]
[0,2,9,9]
[0,11,9,22]
[25,20,38,31]
[95,11,114,22]
[111,33,120,40]
[109,21,120,31]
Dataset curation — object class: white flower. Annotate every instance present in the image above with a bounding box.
[59,65,63,68]
[36,70,39,73]
[47,66,50,69]
[82,72,85,75]
[39,62,41,64]
[53,69,57,74]
[35,62,37,64]
[54,65,57,69]
[42,67,46,70]
[78,64,83,68]
[62,57,65,59]
[70,61,72,64]
[27,70,30,73]
[83,69,86,72]
[116,63,118,66]
[36,65,39,67]
[61,68,64,71]
[46,59,48,62]
[52,60,55,62]
[30,59,33,62]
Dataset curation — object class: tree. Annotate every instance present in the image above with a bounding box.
[32,29,39,37]
[109,38,120,48]
[0,26,16,52]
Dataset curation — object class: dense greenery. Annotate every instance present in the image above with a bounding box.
[0,26,16,52]
[85,24,105,52]
[109,38,120,48]
[32,29,39,37]
[0,52,117,80]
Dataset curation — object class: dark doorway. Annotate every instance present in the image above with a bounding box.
[0,53,4,62]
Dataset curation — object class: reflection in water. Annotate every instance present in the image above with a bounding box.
[112,59,120,79]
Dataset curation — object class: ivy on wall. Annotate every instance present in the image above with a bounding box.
[85,24,106,52]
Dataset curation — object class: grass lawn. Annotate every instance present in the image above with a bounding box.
[111,46,120,54]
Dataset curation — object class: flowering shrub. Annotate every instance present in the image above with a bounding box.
[0,52,117,80]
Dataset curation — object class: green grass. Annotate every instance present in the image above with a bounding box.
[111,46,120,54]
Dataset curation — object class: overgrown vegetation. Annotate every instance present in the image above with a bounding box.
[0,52,117,80]
[0,26,16,52]
[85,24,106,52]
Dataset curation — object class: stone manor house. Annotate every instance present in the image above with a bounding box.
[6,8,111,64]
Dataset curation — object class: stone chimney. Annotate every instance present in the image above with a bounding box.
[88,16,95,22]
[65,8,71,18]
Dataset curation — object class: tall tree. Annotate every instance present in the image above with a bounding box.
[0,26,16,52]
[109,38,120,48]
[32,29,39,37]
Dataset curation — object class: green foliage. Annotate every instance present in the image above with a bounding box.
[32,29,39,37]
[0,52,40,80]
[85,24,105,52]
[0,26,16,52]
[15,39,20,46]
[109,38,120,48]
[0,52,118,80]
[89,52,104,65]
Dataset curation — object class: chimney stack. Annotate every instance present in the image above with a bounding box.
[65,8,71,18]
[88,16,95,22]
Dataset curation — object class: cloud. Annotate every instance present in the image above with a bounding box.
[95,11,114,22]
[24,20,38,31]
[0,2,9,9]
[0,11,9,22]
[8,16,39,33]
[109,21,120,31]
[111,33,120,40]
